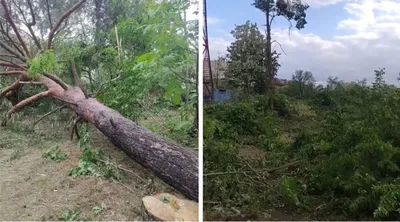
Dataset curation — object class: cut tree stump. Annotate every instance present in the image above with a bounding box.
[142,193,198,221]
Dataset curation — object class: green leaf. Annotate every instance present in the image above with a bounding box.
[137,53,151,63]
[172,94,181,105]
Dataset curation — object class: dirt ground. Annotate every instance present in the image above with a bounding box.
[0,116,180,221]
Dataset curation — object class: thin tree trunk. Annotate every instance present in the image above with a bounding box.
[265,0,273,93]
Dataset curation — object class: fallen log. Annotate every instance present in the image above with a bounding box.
[0,0,198,201]
[75,96,198,200]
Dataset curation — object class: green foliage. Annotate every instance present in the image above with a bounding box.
[252,0,309,30]
[59,208,81,221]
[279,176,301,206]
[287,70,316,99]
[204,141,241,205]
[226,21,280,94]
[96,0,197,120]
[27,50,58,79]
[42,145,67,162]
[205,67,400,220]
[92,202,106,215]
[69,124,122,181]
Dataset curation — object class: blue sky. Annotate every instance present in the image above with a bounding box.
[206,0,400,84]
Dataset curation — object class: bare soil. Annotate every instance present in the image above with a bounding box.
[0,116,180,221]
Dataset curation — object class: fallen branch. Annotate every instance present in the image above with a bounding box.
[71,60,88,98]
[7,90,50,117]
[0,40,27,62]
[94,157,147,183]
[70,116,81,140]
[0,71,27,75]
[204,160,303,176]
[0,77,22,98]
[136,99,168,132]
[43,72,69,90]
[0,60,26,70]
[0,0,31,57]
[33,104,67,126]
[19,81,42,85]
[47,0,87,49]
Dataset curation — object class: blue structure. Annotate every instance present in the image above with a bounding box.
[212,89,233,102]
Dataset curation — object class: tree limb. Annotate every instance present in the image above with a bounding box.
[7,91,50,117]
[70,116,81,140]
[0,22,25,57]
[0,0,32,57]
[47,0,87,49]
[19,81,42,85]
[0,77,21,98]
[0,40,27,62]
[23,0,43,50]
[0,70,26,75]
[0,62,25,69]
[271,40,287,55]
[71,60,88,99]
[43,72,69,90]
[34,104,67,126]
[45,0,53,29]
[0,53,17,58]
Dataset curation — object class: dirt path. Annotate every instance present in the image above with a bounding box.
[0,121,177,220]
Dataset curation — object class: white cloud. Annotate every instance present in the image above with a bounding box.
[209,0,400,84]
[207,17,221,25]
[208,36,233,59]
[302,0,346,7]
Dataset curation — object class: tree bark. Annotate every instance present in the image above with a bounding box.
[265,0,273,93]
[5,75,199,201]
[75,97,199,200]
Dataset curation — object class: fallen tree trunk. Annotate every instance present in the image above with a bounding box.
[0,0,198,201]
[14,78,199,201]
[76,97,198,200]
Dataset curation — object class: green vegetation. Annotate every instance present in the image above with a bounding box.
[205,1,400,220]
[205,68,400,220]
[27,50,58,79]
[92,202,106,215]
[68,123,123,181]
[42,145,67,162]
[59,208,82,221]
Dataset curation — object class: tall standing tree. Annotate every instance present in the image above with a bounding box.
[252,0,309,92]
[226,21,280,94]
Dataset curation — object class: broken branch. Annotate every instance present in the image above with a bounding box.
[19,81,42,85]
[33,104,67,126]
[271,40,287,55]
[43,72,69,90]
[45,0,53,29]
[0,40,27,62]
[0,77,22,98]
[71,60,88,98]
[0,0,32,57]
[23,0,43,50]
[0,70,26,76]
[7,90,50,117]
[0,62,25,69]
[47,0,87,49]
